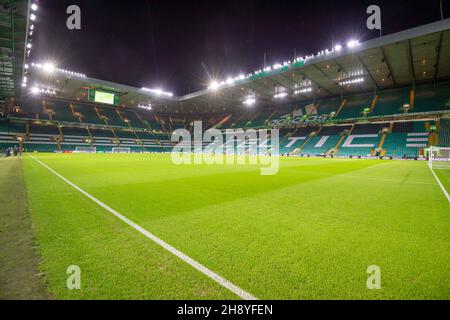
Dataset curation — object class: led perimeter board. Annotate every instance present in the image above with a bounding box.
[88,89,120,105]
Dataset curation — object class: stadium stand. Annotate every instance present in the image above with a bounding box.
[3,78,449,156]
[370,87,410,117]
[414,83,450,113]
[338,93,373,119]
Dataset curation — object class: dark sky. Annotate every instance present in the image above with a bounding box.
[33,0,448,95]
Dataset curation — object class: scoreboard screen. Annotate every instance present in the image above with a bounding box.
[88,89,120,105]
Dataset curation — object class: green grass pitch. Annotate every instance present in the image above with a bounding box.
[22,153,450,300]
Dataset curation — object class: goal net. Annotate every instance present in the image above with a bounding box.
[428,146,450,170]
[112,147,131,154]
[74,146,97,153]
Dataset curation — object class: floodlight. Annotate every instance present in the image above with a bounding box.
[43,63,56,74]
[208,81,220,91]
[243,97,256,106]
[347,40,359,48]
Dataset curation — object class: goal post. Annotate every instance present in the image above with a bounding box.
[428,146,450,170]
[74,146,97,153]
[112,147,131,154]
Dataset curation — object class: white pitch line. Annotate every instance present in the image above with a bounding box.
[428,166,450,203]
[29,155,258,300]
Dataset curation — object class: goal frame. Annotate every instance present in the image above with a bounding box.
[428,146,450,170]
[74,146,97,154]
[427,146,450,202]
[112,147,132,154]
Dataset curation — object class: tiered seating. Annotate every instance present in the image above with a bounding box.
[72,104,104,125]
[46,101,76,122]
[314,98,341,115]
[383,134,420,158]
[300,126,349,156]
[232,111,256,129]
[414,82,450,113]
[60,126,90,151]
[0,122,23,149]
[167,117,187,131]
[139,112,163,131]
[247,110,273,128]
[120,109,145,128]
[352,123,386,134]
[371,87,409,117]
[279,127,313,154]
[300,135,340,156]
[99,107,126,127]
[338,133,380,157]
[18,99,46,119]
[383,122,429,158]
[338,94,373,119]
[0,122,26,134]
[22,124,59,152]
[4,81,448,154]
[114,130,145,152]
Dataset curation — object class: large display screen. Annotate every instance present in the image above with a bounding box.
[94,91,115,105]
[88,89,119,105]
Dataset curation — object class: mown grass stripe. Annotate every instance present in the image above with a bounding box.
[30,155,258,300]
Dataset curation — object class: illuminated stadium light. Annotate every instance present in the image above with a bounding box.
[202,35,364,90]
[43,63,55,73]
[141,87,173,97]
[225,77,234,85]
[208,81,221,91]
[29,85,57,96]
[273,63,283,70]
[347,39,360,48]
[30,13,36,21]
[31,3,38,11]
[338,77,365,86]
[243,96,256,106]
[30,24,34,30]
[26,43,32,49]
[294,87,313,95]
[274,92,288,99]
[31,62,87,78]
[39,88,57,95]
[56,68,86,77]
[138,104,152,110]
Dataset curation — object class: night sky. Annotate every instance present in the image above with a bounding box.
[33,0,448,95]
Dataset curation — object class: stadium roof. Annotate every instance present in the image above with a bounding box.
[24,18,450,114]
[0,0,30,99]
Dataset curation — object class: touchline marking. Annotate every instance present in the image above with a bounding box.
[428,165,450,203]
[30,156,258,300]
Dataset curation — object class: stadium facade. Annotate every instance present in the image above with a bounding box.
[0,2,449,159]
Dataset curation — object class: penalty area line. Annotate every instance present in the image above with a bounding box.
[29,155,258,300]
[428,165,450,203]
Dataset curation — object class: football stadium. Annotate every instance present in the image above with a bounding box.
[0,0,449,304]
